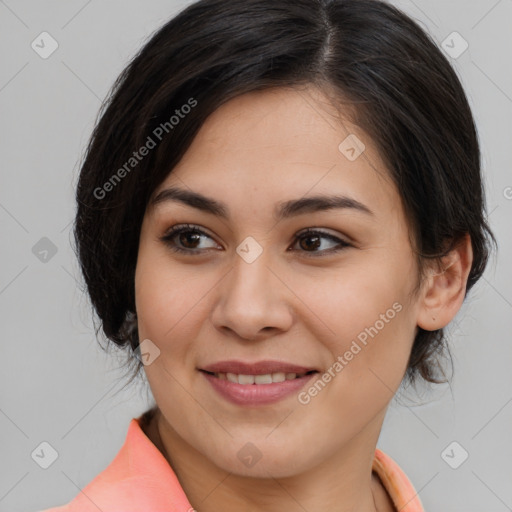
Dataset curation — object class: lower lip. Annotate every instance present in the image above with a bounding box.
[201,370,317,406]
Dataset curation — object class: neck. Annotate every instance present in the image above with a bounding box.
[142,407,395,512]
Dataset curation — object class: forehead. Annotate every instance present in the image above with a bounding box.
[151,87,400,222]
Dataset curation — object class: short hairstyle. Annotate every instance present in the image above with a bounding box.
[73,0,496,389]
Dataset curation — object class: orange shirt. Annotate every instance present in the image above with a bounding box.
[39,414,425,511]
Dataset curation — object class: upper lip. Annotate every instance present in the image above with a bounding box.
[200,360,318,375]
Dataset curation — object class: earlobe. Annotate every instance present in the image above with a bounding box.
[417,234,473,331]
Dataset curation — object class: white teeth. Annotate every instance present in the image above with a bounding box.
[215,371,306,384]
[254,374,272,384]
[238,374,255,385]
[272,372,286,383]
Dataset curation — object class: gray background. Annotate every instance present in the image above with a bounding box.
[0,1,511,511]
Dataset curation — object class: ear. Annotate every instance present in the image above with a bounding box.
[416,234,473,331]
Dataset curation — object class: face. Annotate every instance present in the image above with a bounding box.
[135,86,423,478]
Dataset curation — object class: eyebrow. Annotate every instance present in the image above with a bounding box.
[150,186,374,220]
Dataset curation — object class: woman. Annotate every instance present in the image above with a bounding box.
[40,0,495,510]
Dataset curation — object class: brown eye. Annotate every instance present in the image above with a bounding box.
[160,224,351,257]
[177,231,201,249]
[291,229,351,257]
[160,224,219,255]
[299,234,322,251]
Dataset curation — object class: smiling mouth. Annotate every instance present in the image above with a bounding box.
[200,369,318,385]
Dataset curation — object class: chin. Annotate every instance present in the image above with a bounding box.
[211,445,312,479]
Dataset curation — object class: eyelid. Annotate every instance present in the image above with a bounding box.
[291,228,352,255]
[160,223,220,245]
[160,223,353,256]
[295,226,345,240]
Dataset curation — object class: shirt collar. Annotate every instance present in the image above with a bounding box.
[65,413,424,511]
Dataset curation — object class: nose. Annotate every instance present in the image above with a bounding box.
[210,249,294,342]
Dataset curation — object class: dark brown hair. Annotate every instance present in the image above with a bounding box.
[73,0,496,389]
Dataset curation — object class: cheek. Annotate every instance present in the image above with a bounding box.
[134,259,202,408]
[292,276,414,443]
[134,251,217,367]
[136,247,189,331]
[304,256,416,387]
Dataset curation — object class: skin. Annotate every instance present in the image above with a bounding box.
[134,86,473,512]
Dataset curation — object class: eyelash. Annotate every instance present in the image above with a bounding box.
[159,223,352,257]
